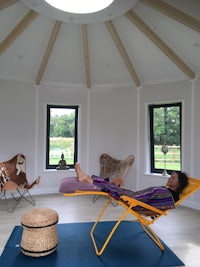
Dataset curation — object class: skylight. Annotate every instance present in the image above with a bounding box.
[44,0,114,14]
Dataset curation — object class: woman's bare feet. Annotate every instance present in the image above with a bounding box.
[111,177,124,186]
[75,163,93,184]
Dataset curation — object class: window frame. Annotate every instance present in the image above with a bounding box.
[149,102,182,174]
[46,104,79,170]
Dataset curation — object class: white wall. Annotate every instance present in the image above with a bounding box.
[0,80,36,175]
[88,86,138,190]
[139,80,192,186]
[0,77,200,209]
[36,84,89,193]
[138,78,200,209]
[193,78,200,176]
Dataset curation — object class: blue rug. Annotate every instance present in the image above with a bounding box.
[0,221,184,267]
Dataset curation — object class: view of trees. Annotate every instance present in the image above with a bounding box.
[50,113,75,138]
[153,105,181,146]
[48,104,181,170]
[149,103,182,172]
[47,106,78,168]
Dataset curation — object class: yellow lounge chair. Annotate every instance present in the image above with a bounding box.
[62,177,200,256]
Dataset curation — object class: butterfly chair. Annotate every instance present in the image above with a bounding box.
[92,153,135,203]
[0,154,40,212]
[60,176,200,256]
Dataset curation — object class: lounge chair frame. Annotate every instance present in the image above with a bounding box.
[63,177,200,256]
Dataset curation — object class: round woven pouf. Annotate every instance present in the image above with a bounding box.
[20,208,59,257]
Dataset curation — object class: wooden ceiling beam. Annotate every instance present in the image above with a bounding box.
[140,0,200,34]
[0,0,18,11]
[105,20,141,87]
[81,24,91,89]
[126,10,196,80]
[35,21,62,86]
[0,10,38,55]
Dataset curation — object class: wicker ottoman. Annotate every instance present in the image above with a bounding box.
[20,208,59,257]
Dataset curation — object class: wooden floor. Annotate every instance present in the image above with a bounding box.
[1,193,200,267]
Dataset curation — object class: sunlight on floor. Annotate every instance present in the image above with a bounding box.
[184,242,200,266]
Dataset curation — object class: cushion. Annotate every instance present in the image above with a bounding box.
[59,177,101,193]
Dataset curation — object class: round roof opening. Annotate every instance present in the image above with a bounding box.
[44,0,114,14]
[21,0,137,24]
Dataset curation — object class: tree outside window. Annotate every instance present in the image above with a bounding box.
[149,102,182,174]
[46,105,78,169]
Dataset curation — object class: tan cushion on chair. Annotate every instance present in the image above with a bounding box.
[99,154,135,183]
[3,181,18,190]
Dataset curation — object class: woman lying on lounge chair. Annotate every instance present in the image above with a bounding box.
[75,163,188,210]
[60,164,198,255]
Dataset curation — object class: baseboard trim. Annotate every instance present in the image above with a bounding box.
[180,199,200,211]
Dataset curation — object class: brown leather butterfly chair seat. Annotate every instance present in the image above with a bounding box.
[0,154,40,212]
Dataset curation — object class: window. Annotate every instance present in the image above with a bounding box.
[149,102,182,174]
[46,105,78,169]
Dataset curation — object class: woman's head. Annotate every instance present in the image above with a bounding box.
[176,171,189,192]
[167,171,188,192]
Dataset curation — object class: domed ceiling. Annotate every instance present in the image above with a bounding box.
[0,0,200,88]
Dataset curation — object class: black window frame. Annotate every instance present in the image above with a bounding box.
[46,104,78,169]
[149,102,182,174]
